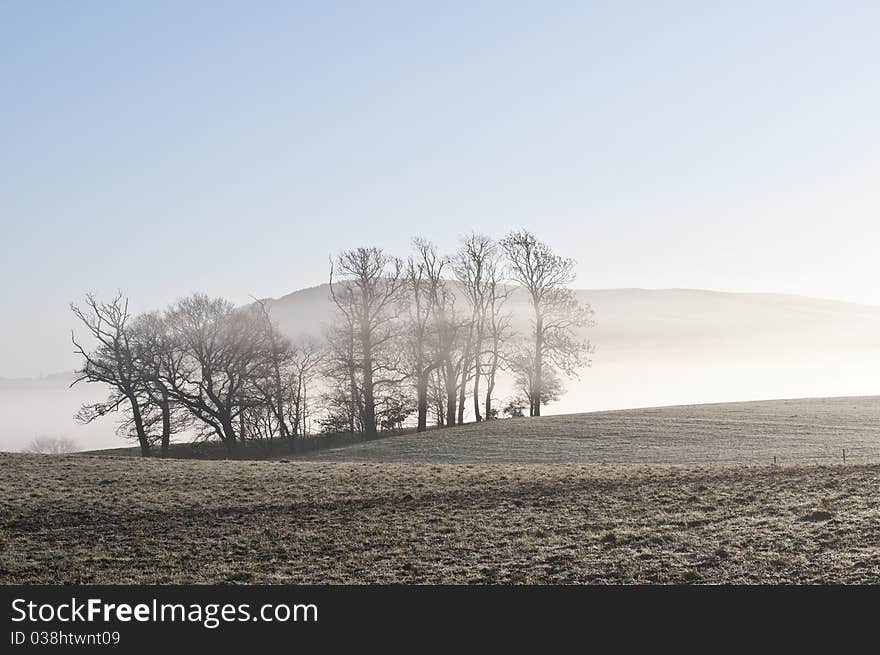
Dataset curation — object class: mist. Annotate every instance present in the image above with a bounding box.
[4,285,878,453]
[266,285,880,416]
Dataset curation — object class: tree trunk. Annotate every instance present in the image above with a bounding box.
[160,387,171,457]
[300,384,308,436]
[446,388,457,428]
[221,417,240,458]
[348,363,358,434]
[485,364,496,420]
[127,393,151,457]
[443,364,457,427]
[457,378,466,426]
[533,316,543,417]
[457,345,472,426]
[362,378,376,436]
[472,348,482,423]
[361,332,377,438]
[274,361,289,440]
[416,370,429,432]
[435,369,445,427]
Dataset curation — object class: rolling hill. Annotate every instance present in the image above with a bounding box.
[293,396,880,465]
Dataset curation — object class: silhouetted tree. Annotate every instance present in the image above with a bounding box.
[428,367,446,427]
[285,338,323,437]
[251,298,295,441]
[128,311,182,456]
[159,294,273,457]
[433,286,470,426]
[404,239,447,431]
[322,317,364,434]
[454,234,505,423]
[500,230,594,416]
[509,349,564,412]
[482,262,512,420]
[71,293,153,456]
[329,248,406,438]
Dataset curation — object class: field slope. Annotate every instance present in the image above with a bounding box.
[295,396,880,465]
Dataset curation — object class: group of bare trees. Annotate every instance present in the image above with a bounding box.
[71,230,594,455]
[71,293,321,457]
[321,230,595,439]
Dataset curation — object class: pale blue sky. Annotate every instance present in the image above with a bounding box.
[1,1,879,377]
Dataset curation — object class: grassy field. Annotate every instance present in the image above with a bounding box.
[2,453,880,584]
[297,397,880,465]
[2,396,879,584]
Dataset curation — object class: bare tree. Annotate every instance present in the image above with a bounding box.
[329,248,406,438]
[160,294,273,457]
[285,338,323,437]
[251,298,295,441]
[404,239,447,431]
[322,318,363,434]
[432,284,470,426]
[429,367,446,427]
[129,311,182,456]
[509,348,564,411]
[71,293,153,456]
[500,230,595,416]
[453,234,502,423]
[482,263,512,420]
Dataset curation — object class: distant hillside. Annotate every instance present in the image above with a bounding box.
[264,284,880,349]
[264,285,880,416]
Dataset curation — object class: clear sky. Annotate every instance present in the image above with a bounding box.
[1,1,878,377]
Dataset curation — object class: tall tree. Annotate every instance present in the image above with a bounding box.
[285,338,323,437]
[329,248,405,438]
[433,286,471,427]
[482,261,511,420]
[129,311,179,457]
[70,293,152,456]
[323,316,363,434]
[500,230,594,416]
[453,234,498,423]
[404,239,446,432]
[160,294,273,456]
[251,298,295,441]
[429,367,446,427]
